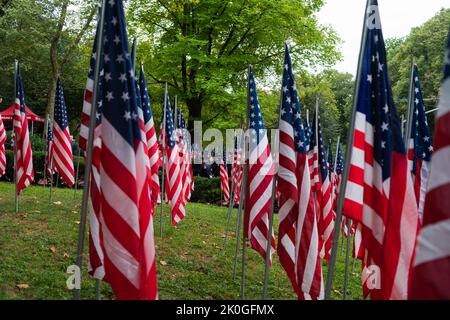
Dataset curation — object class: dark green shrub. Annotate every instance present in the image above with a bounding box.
[190,176,222,204]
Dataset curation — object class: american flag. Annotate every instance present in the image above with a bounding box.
[176,107,194,202]
[409,30,450,299]
[407,65,433,220]
[277,44,323,300]
[220,150,230,204]
[161,91,186,225]
[139,65,161,204]
[0,115,6,177]
[51,78,75,186]
[83,21,106,282]
[342,0,419,299]
[45,115,54,177]
[310,111,335,262]
[87,0,158,299]
[13,63,34,194]
[231,133,243,204]
[243,66,275,263]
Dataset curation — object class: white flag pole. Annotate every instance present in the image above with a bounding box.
[324,0,371,299]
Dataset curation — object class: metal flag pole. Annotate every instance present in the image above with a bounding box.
[343,218,352,300]
[224,119,243,253]
[49,157,54,205]
[73,0,106,300]
[239,65,253,300]
[73,146,81,202]
[223,163,236,253]
[232,129,245,279]
[401,114,405,138]
[404,62,416,149]
[13,60,19,214]
[262,72,284,299]
[425,107,439,115]
[324,0,370,300]
[160,83,168,238]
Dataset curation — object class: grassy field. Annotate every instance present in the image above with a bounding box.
[0,182,362,300]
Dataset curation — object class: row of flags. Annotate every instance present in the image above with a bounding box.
[215,0,449,301]
[3,0,448,300]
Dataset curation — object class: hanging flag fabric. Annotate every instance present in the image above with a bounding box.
[177,107,194,203]
[0,115,6,177]
[243,66,275,263]
[139,65,161,204]
[13,63,34,194]
[277,44,323,300]
[409,30,450,300]
[52,78,75,186]
[407,65,433,220]
[310,111,335,262]
[45,116,54,177]
[220,150,230,205]
[161,92,186,225]
[85,0,158,299]
[231,133,243,204]
[342,0,419,299]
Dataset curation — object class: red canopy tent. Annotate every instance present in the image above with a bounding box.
[0,104,45,123]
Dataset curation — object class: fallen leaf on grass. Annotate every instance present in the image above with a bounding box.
[19,213,28,218]
[159,260,168,266]
[74,221,80,225]
[16,284,29,289]
[50,246,57,253]
[202,240,207,245]
[53,201,62,205]
[63,252,69,258]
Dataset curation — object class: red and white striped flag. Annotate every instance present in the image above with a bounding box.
[13,63,34,194]
[243,66,275,263]
[220,151,230,204]
[342,0,419,299]
[0,116,6,177]
[139,65,161,204]
[409,31,450,299]
[161,92,187,225]
[407,65,433,220]
[309,111,335,263]
[51,78,74,186]
[84,0,158,299]
[277,45,323,300]
[231,133,243,204]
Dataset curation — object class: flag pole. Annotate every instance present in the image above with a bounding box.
[13,60,19,214]
[224,120,242,253]
[73,0,106,300]
[262,73,283,299]
[73,146,81,202]
[160,82,168,238]
[404,62,416,149]
[343,218,352,300]
[223,164,236,253]
[232,129,245,279]
[239,65,254,300]
[49,157,54,205]
[324,0,370,300]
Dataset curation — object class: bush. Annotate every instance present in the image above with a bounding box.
[190,176,222,204]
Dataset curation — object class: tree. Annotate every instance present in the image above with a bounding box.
[388,8,450,121]
[0,0,96,135]
[127,0,341,130]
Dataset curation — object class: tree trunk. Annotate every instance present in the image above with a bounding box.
[186,95,202,137]
[43,74,58,139]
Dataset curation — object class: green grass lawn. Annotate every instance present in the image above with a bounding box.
[0,182,362,300]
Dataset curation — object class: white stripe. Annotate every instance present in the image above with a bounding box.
[427,146,450,192]
[345,180,364,205]
[100,217,140,289]
[100,168,141,236]
[414,218,450,266]
[362,203,385,244]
